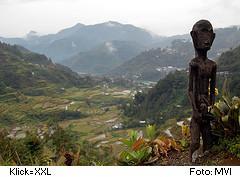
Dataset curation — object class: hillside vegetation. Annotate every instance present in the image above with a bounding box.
[61,40,146,75]
[218,45,240,72]
[0,42,93,91]
[0,40,239,166]
[122,44,240,127]
[0,21,161,62]
[109,26,240,81]
[109,40,192,81]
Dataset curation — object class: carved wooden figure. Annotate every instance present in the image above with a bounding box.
[188,20,217,162]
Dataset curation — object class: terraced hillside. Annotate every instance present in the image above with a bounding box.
[0,42,92,91]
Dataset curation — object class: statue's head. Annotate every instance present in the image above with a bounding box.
[190,20,215,51]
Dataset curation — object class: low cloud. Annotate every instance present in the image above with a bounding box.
[0,0,240,37]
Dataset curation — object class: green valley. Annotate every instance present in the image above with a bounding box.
[1,39,240,166]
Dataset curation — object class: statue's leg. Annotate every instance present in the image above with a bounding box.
[189,115,200,162]
[201,116,213,152]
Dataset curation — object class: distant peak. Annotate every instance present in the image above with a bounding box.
[57,23,85,34]
[25,30,40,39]
[102,21,122,27]
[106,21,121,24]
[28,30,38,35]
[66,23,85,30]
[74,23,85,27]
[231,25,240,30]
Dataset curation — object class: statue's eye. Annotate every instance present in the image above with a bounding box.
[201,28,208,32]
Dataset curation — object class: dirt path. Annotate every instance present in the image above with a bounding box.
[157,149,240,166]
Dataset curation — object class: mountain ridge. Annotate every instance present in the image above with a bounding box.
[123,44,240,127]
[0,21,162,62]
[0,42,93,92]
[60,40,147,75]
[109,26,240,81]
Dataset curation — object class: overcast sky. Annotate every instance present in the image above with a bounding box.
[0,0,240,37]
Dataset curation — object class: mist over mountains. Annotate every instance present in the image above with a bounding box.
[60,40,146,75]
[0,42,92,92]
[1,22,240,81]
[0,21,162,62]
[108,26,240,81]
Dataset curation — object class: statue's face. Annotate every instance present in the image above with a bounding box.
[191,22,215,51]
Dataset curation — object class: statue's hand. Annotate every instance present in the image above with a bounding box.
[200,103,208,114]
[193,110,202,123]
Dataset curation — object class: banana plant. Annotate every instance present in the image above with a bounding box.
[210,79,240,137]
[118,130,152,165]
[118,126,180,165]
[146,125,156,141]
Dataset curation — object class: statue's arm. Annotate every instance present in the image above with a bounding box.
[188,63,198,111]
[210,63,217,105]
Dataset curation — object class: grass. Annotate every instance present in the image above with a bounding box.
[1,84,163,164]
[0,84,136,147]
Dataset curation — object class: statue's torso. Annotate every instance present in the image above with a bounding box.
[190,57,216,106]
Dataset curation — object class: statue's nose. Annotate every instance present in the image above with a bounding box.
[204,41,210,45]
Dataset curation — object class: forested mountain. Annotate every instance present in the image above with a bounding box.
[218,45,240,72]
[109,26,240,81]
[60,40,146,75]
[0,21,162,62]
[123,44,240,127]
[109,39,192,81]
[217,45,240,95]
[0,42,92,92]
[1,23,240,81]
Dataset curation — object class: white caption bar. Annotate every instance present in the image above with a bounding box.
[0,166,239,177]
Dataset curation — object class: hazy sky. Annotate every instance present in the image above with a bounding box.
[0,0,240,37]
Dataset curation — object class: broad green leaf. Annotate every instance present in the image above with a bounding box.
[239,115,240,126]
[222,115,229,122]
[211,105,222,118]
[146,125,156,140]
[220,101,230,114]
[222,95,231,108]
[129,130,138,143]
[121,139,133,147]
